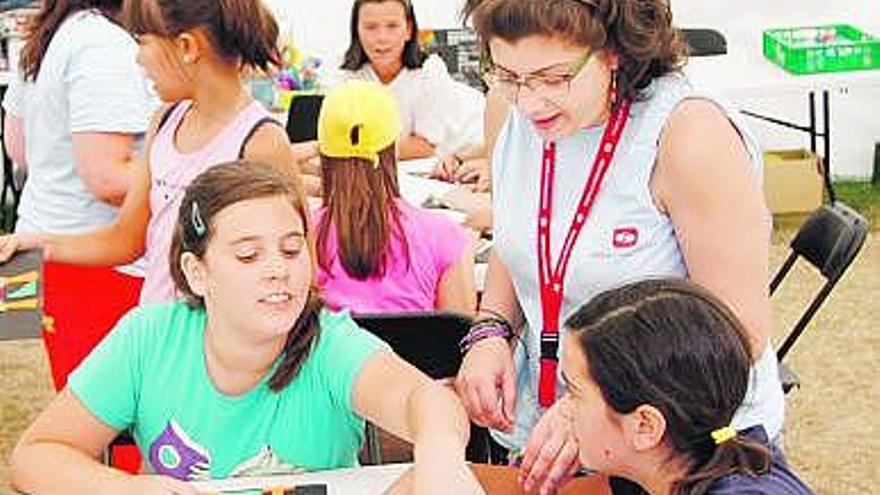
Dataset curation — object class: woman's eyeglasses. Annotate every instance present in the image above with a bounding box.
[481,50,594,105]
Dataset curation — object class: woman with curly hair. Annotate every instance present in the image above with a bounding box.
[453,1,784,493]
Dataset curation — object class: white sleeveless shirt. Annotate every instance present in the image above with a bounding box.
[491,74,784,450]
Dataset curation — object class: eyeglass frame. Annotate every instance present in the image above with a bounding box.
[480,49,595,105]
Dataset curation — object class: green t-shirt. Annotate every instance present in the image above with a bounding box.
[69,301,387,481]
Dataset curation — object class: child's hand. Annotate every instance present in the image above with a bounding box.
[519,398,580,495]
[412,437,486,495]
[129,475,199,495]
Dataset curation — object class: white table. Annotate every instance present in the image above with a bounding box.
[191,463,409,494]
[189,463,611,495]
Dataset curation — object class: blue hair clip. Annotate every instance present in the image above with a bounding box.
[191,201,207,238]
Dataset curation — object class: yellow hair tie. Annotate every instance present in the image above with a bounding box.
[710,426,737,445]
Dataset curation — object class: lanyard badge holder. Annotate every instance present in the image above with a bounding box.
[536,98,632,409]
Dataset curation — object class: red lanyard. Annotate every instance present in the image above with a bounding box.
[537,99,632,408]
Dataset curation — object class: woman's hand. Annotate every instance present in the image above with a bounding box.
[518,398,581,495]
[0,233,43,263]
[455,337,516,432]
[129,475,199,495]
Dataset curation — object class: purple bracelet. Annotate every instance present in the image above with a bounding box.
[459,323,511,354]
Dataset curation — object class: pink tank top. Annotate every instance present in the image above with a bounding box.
[140,100,276,304]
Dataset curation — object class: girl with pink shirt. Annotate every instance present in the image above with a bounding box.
[0,0,300,306]
[314,81,476,315]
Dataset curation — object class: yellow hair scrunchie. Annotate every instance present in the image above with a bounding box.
[710,426,737,445]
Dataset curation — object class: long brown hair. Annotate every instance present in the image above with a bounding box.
[315,145,410,280]
[464,0,687,102]
[566,279,770,495]
[341,0,427,71]
[122,0,281,71]
[169,161,322,391]
[20,0,123,81]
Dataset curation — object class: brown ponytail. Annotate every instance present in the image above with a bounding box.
[20,0,124,81]
[123,0,281,71]
[216,0,281,71]
[315,145,411,280]
[676,435,770,495]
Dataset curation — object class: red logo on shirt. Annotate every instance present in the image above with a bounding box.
[612,227,639,249]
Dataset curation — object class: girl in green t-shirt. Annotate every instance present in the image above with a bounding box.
[11,161,484,495]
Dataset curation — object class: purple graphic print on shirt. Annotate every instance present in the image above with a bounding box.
[148,420,211,480]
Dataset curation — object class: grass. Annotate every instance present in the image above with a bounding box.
[833,180,880,228]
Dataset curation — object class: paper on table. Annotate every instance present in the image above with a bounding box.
[0,249,44,341]
[397,173,455,208]
[398,157,439,176]
[190,464,411,495]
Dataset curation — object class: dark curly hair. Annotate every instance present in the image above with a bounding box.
[464,0,688,102]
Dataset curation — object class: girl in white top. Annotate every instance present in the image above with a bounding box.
[328,0,484,161]
[454,1,784,494]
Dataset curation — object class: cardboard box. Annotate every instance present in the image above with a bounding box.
[762,149,824,214]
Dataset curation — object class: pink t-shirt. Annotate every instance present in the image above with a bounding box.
[140,100,274,304]
[314,201,469,313]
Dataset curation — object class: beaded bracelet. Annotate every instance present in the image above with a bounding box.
[459,316,514,355]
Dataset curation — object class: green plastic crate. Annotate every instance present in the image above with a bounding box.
[763,24,880,74]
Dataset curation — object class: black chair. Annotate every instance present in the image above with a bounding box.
[353,311,492,464]
[769,202,869,393]
[1,83,23,232]
[680,28,727,56]
[285,94,324,143]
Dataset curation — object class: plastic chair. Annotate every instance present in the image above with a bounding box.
[680,28,727,56]
[0,84,23,232]
[353,311,492,464]
[285,94,324,143]
[769,202,869,393]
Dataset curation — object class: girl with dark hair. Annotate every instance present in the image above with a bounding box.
[1,0,156,389]
[0,0,301,305]
[328,0,484,161]
[10,161,485,495]
[453,1,784,493]
[561,279,813,494]
[314,81,476,314]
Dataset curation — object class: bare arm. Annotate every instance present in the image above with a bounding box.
[4,113,26,168]
[479,250,524,329]
[37,157,151,265]
[10,389,196,495]
[454,251,524,432]
[242,122,305,191]
[653,99,771,356]
[483,87,509,162]
[72,132,140,206]
[432,88,508,189]
[0,105,170,265]
[289,140,322,197]
[436,233,477,315]
[352,351,483,494]
[399,134,437,160]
